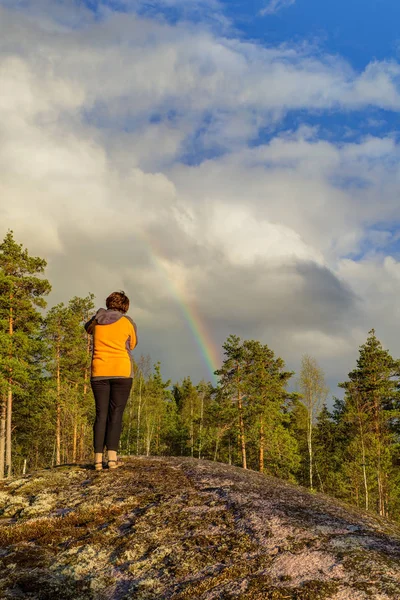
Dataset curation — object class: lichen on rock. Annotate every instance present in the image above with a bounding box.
[0,457,400,599]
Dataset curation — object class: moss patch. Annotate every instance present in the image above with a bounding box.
[0,457,400,599]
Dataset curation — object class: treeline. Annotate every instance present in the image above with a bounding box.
[1,231,400,523]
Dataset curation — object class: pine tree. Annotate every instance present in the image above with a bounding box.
[123,354,151,456]
[173,377,200,457]
[313,402,347,495]
[0,231,51,478]
[215,335,248,469]
[66,295,95,462]
[196,380,212,459]
[206,384,235,464]
[288,398,309,485]
[141,363,172,456]
[12,374,55,474]
[241,340,294,474]
[215,336,299,477]
[42,303,71,466]
[42,295,95,465]
[339,330,400,517]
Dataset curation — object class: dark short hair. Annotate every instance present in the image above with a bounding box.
[106,291,130,313]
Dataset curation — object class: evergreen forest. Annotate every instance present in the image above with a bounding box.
[1,231,400,524]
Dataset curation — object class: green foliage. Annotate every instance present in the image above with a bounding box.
[337,330,400,517]
[171,377,213,458]
[0,231,51,393]
[120,360,178,457]
[4,232,400,528]
[41,295,95,465]
[311,331,400,520]
[0,230,51,477]
[215,336,300,478]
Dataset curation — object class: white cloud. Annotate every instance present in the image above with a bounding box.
[1,2,400,387]
[336,255,400,369]
[261,0,296,16]
[205,203,325,266]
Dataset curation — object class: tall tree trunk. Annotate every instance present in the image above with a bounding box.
[214,429,220,462]
[354,477,360,507]
[376,441,383,515]
[72,420,77,463]
[6,387,12,477]
[126,396,131,454]
[384,481,389,519]
[136,374,143,455]
[238,393,247,469]
[145,417,154,457]
[0,394,6,479]
[356,391,369,510]
[78,423,85,462]
[237,365,247,469]
[372,385,384,516]
[377,451,384,516]
[72,382,79,463]
[308,409,313,491]
[190,394,194,457]
[83,332,91,397]
[375,414,384,516]
[82,331,91,461]
[198,391,204,459]
[56,338,61,466]
[259,415,264,473]
[6,302,13,478]
[214,424,229,462]
[145,429,151,457]
[156,419,160,455]
[315,461,324,493]
[361,440,369,511]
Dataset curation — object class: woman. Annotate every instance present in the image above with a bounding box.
[85,291,138,470]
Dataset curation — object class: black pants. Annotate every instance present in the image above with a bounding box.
[91,378,132,453]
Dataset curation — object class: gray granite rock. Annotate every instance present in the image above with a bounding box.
[0,456,399,599]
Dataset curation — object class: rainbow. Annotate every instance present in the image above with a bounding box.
[140,233,220,385]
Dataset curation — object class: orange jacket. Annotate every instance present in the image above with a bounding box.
[85,308,138,379]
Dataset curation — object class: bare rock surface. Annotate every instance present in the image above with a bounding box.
[0,456,400,599]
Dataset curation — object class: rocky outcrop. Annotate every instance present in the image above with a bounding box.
[1,456,400,599]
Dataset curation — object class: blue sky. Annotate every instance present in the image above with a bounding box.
[231,0,400,68]
[79,0,400,149]
[86,0,400,71]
